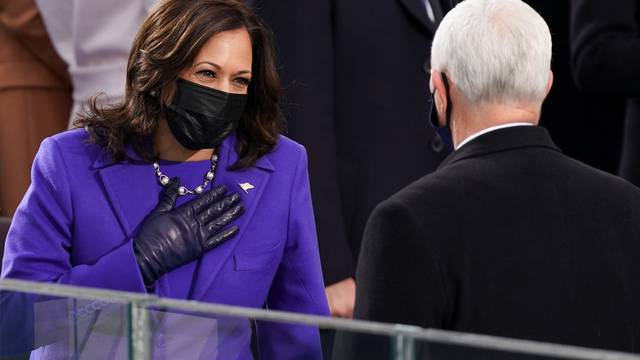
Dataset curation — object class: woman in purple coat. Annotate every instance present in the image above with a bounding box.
[1,0,329,358]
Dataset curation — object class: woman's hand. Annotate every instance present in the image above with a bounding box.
[133,179,244,286]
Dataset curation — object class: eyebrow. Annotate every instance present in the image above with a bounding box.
[194,61,252,75]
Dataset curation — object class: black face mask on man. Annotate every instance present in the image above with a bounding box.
[430,72,453,130]
[165,78,248,150]
[429,72,454,151]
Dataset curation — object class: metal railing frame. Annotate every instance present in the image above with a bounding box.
[1,278,638,360]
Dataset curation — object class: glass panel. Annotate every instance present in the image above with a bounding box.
[138,305,397,360]
[142,307,252,359]
[331,329,401,360]
[0,290,131,360]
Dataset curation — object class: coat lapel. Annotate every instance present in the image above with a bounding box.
[430,0,446,24]
[398,0,438,33]
[190,136,274,300]
[93,148,190,297]
[93,150,156,239]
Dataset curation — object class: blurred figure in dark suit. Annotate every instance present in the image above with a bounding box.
[254,0,455,322]
[571,0,640,186]
[0,0,71,216]
[339,0,640,357]
[523,1,625,175]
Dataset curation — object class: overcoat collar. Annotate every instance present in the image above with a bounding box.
[93,134,273,300]
[438,125,561,170]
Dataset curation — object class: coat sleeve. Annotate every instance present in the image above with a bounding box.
[1,137,147,293]
[354,198,447,325]
[253,0,356,286]
[333,198,448,359]
[256,146,329,360]
[570,0,640,95]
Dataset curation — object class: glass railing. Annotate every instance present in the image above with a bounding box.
[1,278,639,360]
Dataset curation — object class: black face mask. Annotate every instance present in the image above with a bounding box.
[429,73,454,151]
[165,78,248,150]
[430,72,453,130]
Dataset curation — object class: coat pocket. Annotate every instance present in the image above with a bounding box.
[233,244,283,272]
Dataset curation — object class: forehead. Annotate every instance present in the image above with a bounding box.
[193,28,253,66]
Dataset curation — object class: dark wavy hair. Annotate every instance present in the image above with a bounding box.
[75,0,283,169]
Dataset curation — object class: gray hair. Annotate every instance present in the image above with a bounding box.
[431,0,552,105]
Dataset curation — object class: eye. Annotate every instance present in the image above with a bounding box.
[196,69,217,79]
[234,77,251,87]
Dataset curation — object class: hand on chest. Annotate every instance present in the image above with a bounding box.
[74,157,288,273]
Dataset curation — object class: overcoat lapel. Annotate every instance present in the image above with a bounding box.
[190,137,273,300]
[430,0,446,23]
[398,0,437,33]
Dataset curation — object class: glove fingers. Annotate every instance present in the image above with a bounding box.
[205,203,245,237]
[183,185,228,215]
[203,225,239,250]
[153,178,180,214]
[198,193,241,224]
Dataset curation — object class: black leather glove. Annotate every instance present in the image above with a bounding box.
[133,179,244,286]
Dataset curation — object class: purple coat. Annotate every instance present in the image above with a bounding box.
[1,129,329,359]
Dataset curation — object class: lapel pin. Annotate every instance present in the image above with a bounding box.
[238,182,255,194]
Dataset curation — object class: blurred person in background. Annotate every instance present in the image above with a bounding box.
[338,0,640,357]
[571,0,640,187]
[34,0,157,124]
[2,1,328,358]
[0,0,71,217]
[254,0,457,324]
[524,1,625,175]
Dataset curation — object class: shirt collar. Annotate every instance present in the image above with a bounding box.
[456,123,534,150]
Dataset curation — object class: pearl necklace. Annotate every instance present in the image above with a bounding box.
[153,153,218,196]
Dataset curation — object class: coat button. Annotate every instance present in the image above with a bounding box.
[430,135,444,153]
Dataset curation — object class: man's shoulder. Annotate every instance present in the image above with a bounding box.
[379,169,461,218]
[382,149,640,218]
[563,155,640,201]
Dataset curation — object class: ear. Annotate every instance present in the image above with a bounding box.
[430,69,448,126]
[544,70,554,99]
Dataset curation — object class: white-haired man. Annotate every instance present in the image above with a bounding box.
[347,0,640,354]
